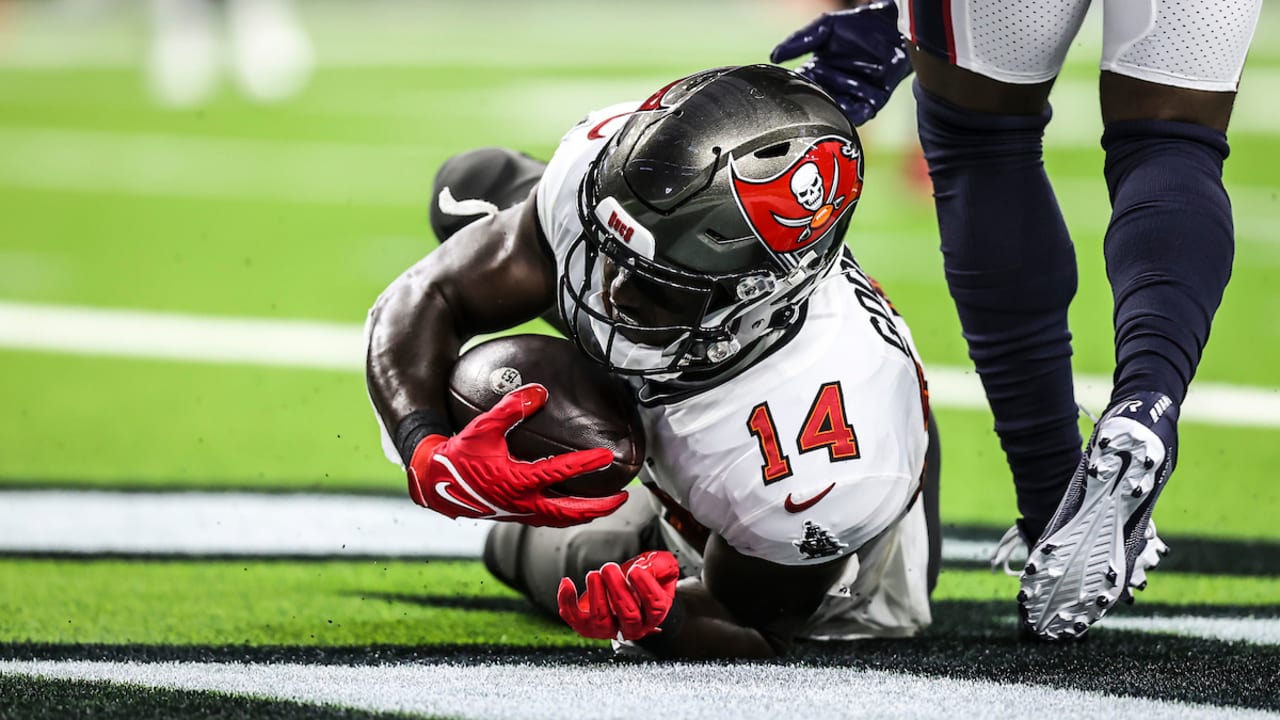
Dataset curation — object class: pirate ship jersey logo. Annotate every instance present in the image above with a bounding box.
[729,137,863,254]
[794,520,848,560]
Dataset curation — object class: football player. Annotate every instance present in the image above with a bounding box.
[772,0,1260,639]
[366,65,940,658]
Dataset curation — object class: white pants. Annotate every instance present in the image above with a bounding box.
[897,0,1262,91]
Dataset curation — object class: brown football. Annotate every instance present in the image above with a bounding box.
[446,334,646,497]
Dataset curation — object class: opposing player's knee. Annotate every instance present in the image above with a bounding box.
[429,147,546,243]
[908,46,1054,116]
[1100,72,1236,133]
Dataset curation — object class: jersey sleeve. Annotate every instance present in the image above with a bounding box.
[535,101,639,253]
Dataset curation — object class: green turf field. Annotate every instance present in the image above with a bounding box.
[0,1,1277,717]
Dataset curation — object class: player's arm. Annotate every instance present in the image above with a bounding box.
[366,190,553,434]
[366,192,625,527]
[559,534,849,659]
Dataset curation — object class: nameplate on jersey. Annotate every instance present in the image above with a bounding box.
[594,196,655,259]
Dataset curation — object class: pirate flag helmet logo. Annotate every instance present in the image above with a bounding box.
[729,137,863,254]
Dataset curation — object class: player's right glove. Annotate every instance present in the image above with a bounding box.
[770,1,912,127]
[557,550,681,641]
[405,384,626,528]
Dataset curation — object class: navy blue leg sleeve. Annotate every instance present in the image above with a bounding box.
[915,82,1082,540]
[1103,120,1233,407]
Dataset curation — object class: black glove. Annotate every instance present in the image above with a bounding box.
[771,1,913,127]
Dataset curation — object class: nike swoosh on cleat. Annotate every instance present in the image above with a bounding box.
[784,482,836,513]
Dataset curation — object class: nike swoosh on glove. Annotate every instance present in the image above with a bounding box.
[406,383,626,528]
[557,550,680,641]
[770,1,912,127]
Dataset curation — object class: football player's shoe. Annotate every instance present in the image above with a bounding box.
[1018,391,1176,639]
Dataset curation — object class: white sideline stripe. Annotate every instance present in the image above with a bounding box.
[4,300,1280,428]
[0,301,364,371]
[0,489,996,561]
[0,660,1271,720]
[0,491,489,557]
[941,538,1025,566]
[1103,616,1280,646]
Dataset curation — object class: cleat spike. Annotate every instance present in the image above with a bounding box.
[1017,589,1028,603]
[1024,563,1037,576]
[1158,546,1170,558]
[1040,544,1056,555]
[1137,581,1148,591]
[1105,568,1118,585]
[1132,487,1145,498]
[1099,437,1111,449]
[1073,621,1088,633]
[1096,595,1111,608]
[1123,594,1135,606]
[1087,464,1099,478]
[1143,457,1155,470]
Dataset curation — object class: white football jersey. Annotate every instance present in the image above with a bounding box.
[537,103,929,567]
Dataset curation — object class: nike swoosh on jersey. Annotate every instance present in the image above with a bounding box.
[784,482,836,513]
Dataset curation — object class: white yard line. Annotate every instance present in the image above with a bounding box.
[1,659,1272,720]
[1102,616,1280,646]
[0,300,363,370]
[3,300,1280,428]
[0,490,488,557]
[1,489,1005,562]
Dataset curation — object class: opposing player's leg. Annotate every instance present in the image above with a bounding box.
[905,0,1087,544]
[428,147,570,334]
[484,486,665,617]
[1020,0,1261,639]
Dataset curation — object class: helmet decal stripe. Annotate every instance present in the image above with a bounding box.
[594,196,656,260]
[729,137,863,254]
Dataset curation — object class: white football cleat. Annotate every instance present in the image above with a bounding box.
[1018,391,1177,640]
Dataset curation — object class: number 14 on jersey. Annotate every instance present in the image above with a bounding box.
[746,382,860,485]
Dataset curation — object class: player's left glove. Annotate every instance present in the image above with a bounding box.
[770,1,912,127]
[557,550,681,641]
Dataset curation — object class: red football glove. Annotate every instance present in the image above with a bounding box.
[557,550,680,641]
[406,383,626,528]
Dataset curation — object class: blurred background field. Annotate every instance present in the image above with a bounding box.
[0,0,1277,542]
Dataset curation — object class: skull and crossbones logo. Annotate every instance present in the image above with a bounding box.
[773,155,848,242]
[790,162,826,212]
[729,138,863,254]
